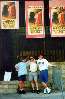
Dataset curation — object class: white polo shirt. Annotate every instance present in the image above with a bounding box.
[37,58,48,71]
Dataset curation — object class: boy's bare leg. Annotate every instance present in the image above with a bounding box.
[42,82,47,88]
[35,80,39,90]
[31,81,35,91]
[19,81,25,90]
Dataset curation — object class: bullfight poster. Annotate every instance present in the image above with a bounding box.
[0,2,1,29]
[25,1,44,38]
[1,1,19,29]
[49,0,65,37]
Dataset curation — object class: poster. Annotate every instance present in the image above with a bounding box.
[1,1,19,29]
[49,0,65,37]
[25,1,44,38]
[0,2,1,29]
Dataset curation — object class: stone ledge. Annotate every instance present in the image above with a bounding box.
[0,81,18,84]
[0,81,18,93]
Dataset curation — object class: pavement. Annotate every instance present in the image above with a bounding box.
[0,91,65,99]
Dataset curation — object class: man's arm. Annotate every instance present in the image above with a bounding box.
[48,62,56,67]
[15,64,19,71]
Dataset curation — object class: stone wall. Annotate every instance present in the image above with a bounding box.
[48,62,65,91]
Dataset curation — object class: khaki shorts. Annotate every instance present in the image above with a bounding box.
[29,72,38,81]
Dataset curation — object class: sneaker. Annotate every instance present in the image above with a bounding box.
[32,90,35,93]
[36,90,40,94]
[46,87,51,94]
[17,89,26,94]
[44,88,47,94]
[21,90,26,94]
[17,90,22,94]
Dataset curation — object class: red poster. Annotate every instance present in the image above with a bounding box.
[50,0,65,37]
[25,1,44,38]
[1,1,19,29]
[0,2,1,29]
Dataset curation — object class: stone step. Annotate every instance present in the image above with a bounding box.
[0,81,18,93]
[0,81,43,94]
[0,80,65,94]
[0,81,38,93]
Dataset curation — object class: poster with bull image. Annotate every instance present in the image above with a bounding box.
[25,1,44,38]
[50,0,65,37]
[1,1,19,29]
[0,2,1,29]
[50,7,65,37]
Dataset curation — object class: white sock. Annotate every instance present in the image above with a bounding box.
[20,89,23,91]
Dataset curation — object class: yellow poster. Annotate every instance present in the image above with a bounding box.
[1,1,19,29]
[50,0,65,37]
[50,7,65,37]
[0,2,1,29]
[25,1,44,38]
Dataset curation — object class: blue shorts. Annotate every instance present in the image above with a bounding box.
[39,70,48,83]
[18,75,26,81]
